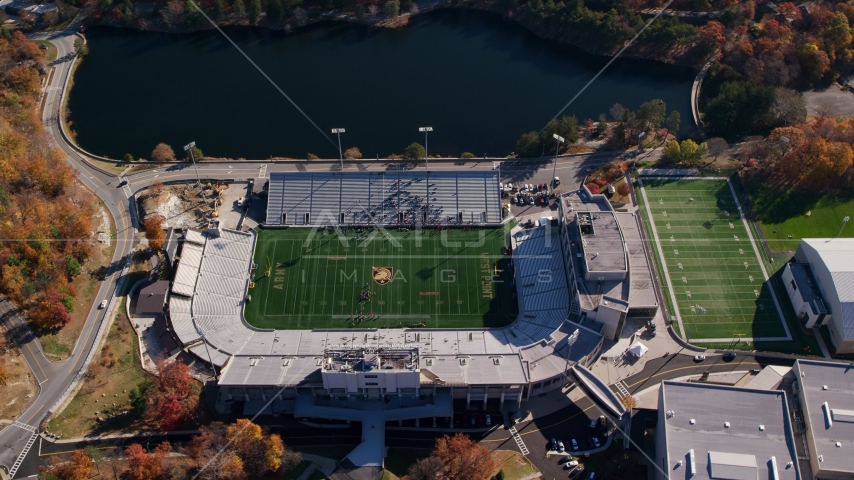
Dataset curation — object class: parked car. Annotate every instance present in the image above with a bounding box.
[554,176,561,186]
[589,418,597,428]
[528,196,535,205]
[564,460,579,469]
[723,352,737,362]
[598,415,606,428]
[571,439,578,450]
[485,414,491,426]
[557,440,565,453]
[470,416,476,426]
[593,437,600,448]
[569,467,584,479]
[693,355,706,362]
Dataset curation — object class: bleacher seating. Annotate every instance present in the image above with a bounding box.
[266,171,501,226]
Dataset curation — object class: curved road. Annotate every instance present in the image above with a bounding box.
[2,24,663,477]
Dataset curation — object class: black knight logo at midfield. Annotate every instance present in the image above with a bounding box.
[372,267,393,285]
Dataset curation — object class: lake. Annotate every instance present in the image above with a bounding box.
[68,9,695,160]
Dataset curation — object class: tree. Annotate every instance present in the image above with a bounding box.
[461,152,475,159]
[666,110,681,138]
[609,103,626,121]
[515,131,542,158]
[433,433,494,480]
[406,456,445,480]
[64,255,81,278]
[664,139,708,164]
[637,99,666,135]
[617,182,631,196]
[185,145,203,162]
[233,0,245,16]
[189,420,296,479]
[129,380,153,415]
[143,215,166,250]
[404,142,426,159]
[151,143,176,163]
[73,38,88,56]
[704,81,776,139]
[124,153,135,162]
[121,442,172,480]
[620,395,638,410]
[540,115,579,150]
[384,0,399,18]
[39,449,95,480]
[266,0,282,22]
[707,137,728,161]
[0,364,8,385]
[343,147,362,159]
[249,0,261,23]
[586,183,600,194]
[772,88,806,127]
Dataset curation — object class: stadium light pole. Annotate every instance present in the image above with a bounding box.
[690,304,706,344]
[183,141,203,192]
[552,133,564,194]
[561,329,580,387]
[419,127,433,170]
[835,216,850,239]
[331,128,345,170]
[192,317,219,380]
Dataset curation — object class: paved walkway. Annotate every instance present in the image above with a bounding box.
[298,453,338,480]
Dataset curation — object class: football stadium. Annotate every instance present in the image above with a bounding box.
[161,169,655,470]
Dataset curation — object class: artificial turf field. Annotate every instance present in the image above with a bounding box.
[637,177,789,341]
[244,226,518,330]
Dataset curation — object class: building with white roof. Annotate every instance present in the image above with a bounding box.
[784,238,854,353]
[791,359,854,479]
[655,381,801,480]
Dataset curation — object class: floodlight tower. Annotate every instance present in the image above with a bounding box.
[183,141,203,194]
[419,127,433,170]
[690,304,706,344]
[331,128,345,170]
[552,133,564,193]
[836,216,850,239]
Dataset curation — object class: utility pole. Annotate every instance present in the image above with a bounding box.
[183,141,204,201]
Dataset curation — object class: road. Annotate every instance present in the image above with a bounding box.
[0,23,666,478]
[0,27,136,477]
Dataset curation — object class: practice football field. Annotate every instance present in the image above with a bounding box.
[637,177,788,341]
[244,226,518,330]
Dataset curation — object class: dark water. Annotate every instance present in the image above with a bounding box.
[69,9,695,160]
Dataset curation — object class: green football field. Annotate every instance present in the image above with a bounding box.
[244,226,518,330]
[637,178,788,341]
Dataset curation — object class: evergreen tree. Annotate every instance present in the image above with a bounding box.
[234,0,245,16]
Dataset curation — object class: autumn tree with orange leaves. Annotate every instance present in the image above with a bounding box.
[432,433,494,480]
[121,441,174,480]
[0,31,95,333]
[136,357,200,430]
[187,420,299,479]
[39,449,95,480]
[144,215,166,250]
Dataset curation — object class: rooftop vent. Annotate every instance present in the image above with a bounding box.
[836,442,842,448]
[823,385,829,390]
[690,419,695,425]
[724,422,730,428]
[666,410,676,419]
[759,425,765,431]
[819,455,824,462]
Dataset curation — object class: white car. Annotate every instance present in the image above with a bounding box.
[99,300,107,309]
[564,460,579,469]
[571,439,579,450]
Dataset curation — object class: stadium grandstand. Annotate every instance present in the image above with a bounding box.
[265,171,503,226]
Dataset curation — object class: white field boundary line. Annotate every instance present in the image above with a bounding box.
[638,176,791,342]
[725,178,791,341]
[637,177,685,340]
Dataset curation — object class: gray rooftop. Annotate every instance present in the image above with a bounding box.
[616,212,659,309]
[799,238,854,338]
[789,263,828,316]
[563,192,626,275]
[795,359,854,474]
[660,381,800,480]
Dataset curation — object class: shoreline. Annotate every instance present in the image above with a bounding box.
[85,2,701,70]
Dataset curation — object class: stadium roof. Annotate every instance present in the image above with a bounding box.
[800,238,854,338]
[795,359,854,474]
[568,194,626,274]
[659,382,800,480]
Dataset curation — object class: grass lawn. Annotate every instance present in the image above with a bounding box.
[246,226,516,329]
[637,177,787,341]
[45,298,151,438]
[491,450,538,479]
[745,179,854,253]
[36,40,58,63]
